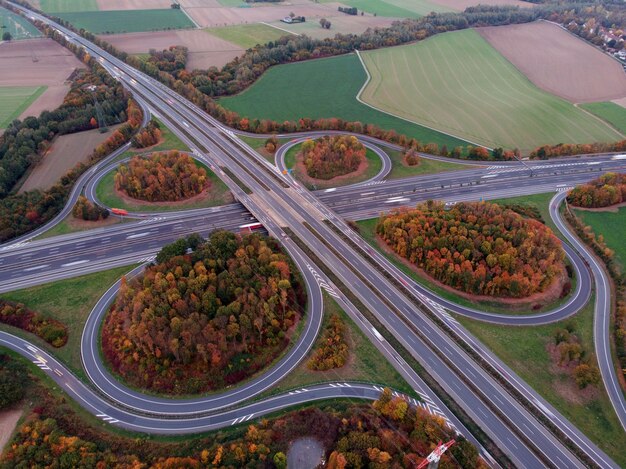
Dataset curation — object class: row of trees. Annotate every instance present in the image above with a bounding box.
[114,150,208,202]
[101,231,306,394]
[300,135,365,180]
[0,98,142,243]
[0,389,482,468]
[376,201,565,298]
[0,67,128,198]
[131,118,162,148]
[0,300,67,347]
[530,140,626,159]
[567,172,626,208]
[307,314,349,371]
[72,195,109,221]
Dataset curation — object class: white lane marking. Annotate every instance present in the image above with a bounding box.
[23,264,49,272]
[61,259,89,267]
[384,197,409,203]
[324,188,336,193]
[54,369,63,377]
[481,174,498,179]
[126,232,150,240]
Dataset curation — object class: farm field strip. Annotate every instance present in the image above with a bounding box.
[205,23,292,49]
[0,6,42,39]
[0,86,46,129]
[56,9,195,34]
[359,29,623,151]
[39,0,98,13]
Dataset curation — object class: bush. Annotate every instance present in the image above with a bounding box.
[0,301,68,347]
[0,353,28,409]
[307,314,349,371]
[404,148,420,166]
[131,118,162,148]
[72,195,109,221]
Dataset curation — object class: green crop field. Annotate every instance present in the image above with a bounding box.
[220,53,471,150]
[0,6,42,39]
[359,29,623,152]
[56,9,194,34]
[581,102,626,135]
[206,24,291,49]
[574,206,626,271]
[0,86,46,128]
[326,0,451,18]
[39,0,98,13]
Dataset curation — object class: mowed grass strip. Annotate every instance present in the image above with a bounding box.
[206,24,291,49]
[39,0,98,13]
[0,6,42,39]
[56,9,194,34]
[220,54,470,149]
[360,29,622,152]
[574,206,626,271]
[332,0,450,18]
[580,102,626,135]
[0,86,46,128]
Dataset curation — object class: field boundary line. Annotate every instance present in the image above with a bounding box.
[180,5,200,29]
[354,50,490,150]
[574,103,626,139]
[260,22,299,37]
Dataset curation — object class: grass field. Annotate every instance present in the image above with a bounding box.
[580,102,626,135]
[206,23,290,49]
[324,0,451,18]
[216,0,246,6]
[57,9,194,34]
[0,6,42,39]
[221,54,471,150]
[0,86,46,128]
[39,0,98,13]
[359,30,622,152]
[386,149,472,179]
[260,293,413,397]
[0,266,135,379]
[457,298,626,467]
[574,206,626,271]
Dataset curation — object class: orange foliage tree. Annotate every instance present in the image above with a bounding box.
[377,201,565,298]
[114,150,208,202]
[300,135,365,180]
[567,172,626,208]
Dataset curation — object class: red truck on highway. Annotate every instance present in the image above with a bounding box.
[111,208,128,216]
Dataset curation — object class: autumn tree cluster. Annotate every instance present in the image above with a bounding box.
[300,135,365,180]
[377,201,565,298]
[531,140,626,159]
[72,195,109,221]
[0,383,482,468]
[567,172,626,208]
[404,148,421,166]
[114,150,208,202]
[553,326,601,389]
[307,314,349,371]
[0,300,68,347]
[131,118,162,148]
[101,231,306,394]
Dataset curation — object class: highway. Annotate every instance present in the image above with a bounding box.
[2,3,625,467]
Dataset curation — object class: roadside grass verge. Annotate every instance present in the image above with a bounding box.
[574,206,626,271]
[236,134,292,163]
[205,24,290,49]
[259,292,413,398]
[220,53,471,150]
[34,213,128,240]
[56,9,194,34]
[580,101,626,135]
[95,161,232,213]
[386,149,475,179]
[0,266,137,381]
[455,297,626,467]
[0,86,46,128]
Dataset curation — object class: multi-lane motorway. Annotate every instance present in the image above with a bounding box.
[2,2,626,467]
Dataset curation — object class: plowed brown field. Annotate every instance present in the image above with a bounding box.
[479,21,626,103]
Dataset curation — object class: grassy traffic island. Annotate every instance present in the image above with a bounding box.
[374,201,569,308]
[0,353,482,469]
[101,231,307,395]
[96,150,233,212]
[285,135,382,189]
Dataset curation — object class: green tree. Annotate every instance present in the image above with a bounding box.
[273,451,287,469]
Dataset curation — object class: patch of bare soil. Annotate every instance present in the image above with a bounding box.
[546,343,600,405]
[294,153,369,189]
[102,29,244,70]
[19,125,121,193]
[373,232,568,310]
[431,0,530,11]
[0,408,22,454]
[478,21,626,103]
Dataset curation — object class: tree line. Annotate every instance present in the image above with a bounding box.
[300,135,365,180]
[567,172,626,208]
[0,300,68,347]
[0,385,482,468]
[376,201,565,298]
[115,150,208,202]
[101,231,306,394]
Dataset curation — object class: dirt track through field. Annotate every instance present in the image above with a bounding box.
[0,38,84,119]
[103,29,244,70]
[479,22,626,103]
